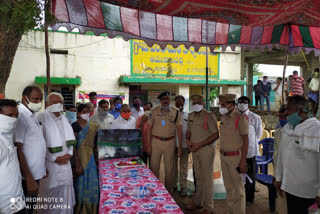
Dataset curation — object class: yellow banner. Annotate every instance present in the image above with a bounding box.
[131,40,219,78]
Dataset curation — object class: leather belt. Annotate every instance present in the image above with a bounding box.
[221,151,240,156]
[153,136,175,141]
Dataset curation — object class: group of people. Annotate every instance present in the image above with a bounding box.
[0,84,319,214]
[253,69,319,115]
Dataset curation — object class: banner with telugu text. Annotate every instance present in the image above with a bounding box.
[131,40,219,78]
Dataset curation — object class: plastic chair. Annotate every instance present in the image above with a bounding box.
[270,130,275,138]
[259,129,270,141]
[255,138,276,212]
[256,138,274,174]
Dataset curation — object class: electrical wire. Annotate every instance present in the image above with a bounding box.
[19,36,110,50]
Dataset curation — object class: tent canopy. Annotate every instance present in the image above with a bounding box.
[98,0,320,27]
[51,0,320,55]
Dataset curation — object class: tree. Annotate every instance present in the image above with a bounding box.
[0,0,44,96]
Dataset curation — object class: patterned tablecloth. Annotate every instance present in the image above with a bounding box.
[99,157,184,214]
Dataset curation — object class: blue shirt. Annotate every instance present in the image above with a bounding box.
[109,109,121,119]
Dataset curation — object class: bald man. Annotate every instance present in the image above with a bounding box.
[37,92,76,214]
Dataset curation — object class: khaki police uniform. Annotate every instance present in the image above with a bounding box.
[187,109,219,212]
[147,105,181,192]
[220,108,249,214]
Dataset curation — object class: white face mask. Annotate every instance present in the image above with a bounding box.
[219,107,229,115]
[238,103,248,112]
[191,104,203,112]
[0,114,17,133]
[46,103,64,113]
[80,113,90,121]
[26,97,42,112]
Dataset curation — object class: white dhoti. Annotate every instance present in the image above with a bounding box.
[37,184,75,214]
[36,111,76,214]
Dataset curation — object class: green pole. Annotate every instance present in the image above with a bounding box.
[206,47,209,110]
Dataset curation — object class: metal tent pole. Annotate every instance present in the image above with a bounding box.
[206,47,209,110]
[281,51,289,105]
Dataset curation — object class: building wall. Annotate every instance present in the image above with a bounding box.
[6,31,131,103]
[6,31,243,105]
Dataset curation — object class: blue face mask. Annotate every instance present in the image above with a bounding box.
[133,102,140,108]
[115,103,122,110]
[66,111,77,123]
[279,119,288,127]
[287,112,302,127]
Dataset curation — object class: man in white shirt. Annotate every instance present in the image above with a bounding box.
[275,95,320,214]
[173,95,189,196]
[90,99,114,129]
[273,77,283,111]
[0,99,25,214]
[308,68,319,116]
[237,96,262,204]
[37,92,76,214]
[15,86,47,214]
[111,104,136,129]
[131,96,144,120]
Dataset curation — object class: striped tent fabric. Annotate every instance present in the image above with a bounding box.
[51,0,320,55]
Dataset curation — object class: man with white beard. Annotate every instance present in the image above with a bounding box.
[37,92,76,214]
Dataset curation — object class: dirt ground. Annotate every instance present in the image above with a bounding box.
[158,140,273,214]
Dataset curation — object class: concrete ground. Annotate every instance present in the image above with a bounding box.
[158,140,273,214]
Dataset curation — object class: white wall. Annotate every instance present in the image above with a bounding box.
[6,31,131,103]
[6,30,242,104]
[219,48,241,80]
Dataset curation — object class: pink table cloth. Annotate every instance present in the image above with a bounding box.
[99,157,184,214]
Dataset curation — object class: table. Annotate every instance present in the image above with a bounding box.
[99,157,184,214]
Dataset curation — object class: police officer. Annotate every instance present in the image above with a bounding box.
[147,91,182,193]
[185,94,219,214]
[218,94,249,214]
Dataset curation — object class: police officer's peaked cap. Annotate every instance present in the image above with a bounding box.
[218,94,236,104]
[190,94,203,101]
[157,91,171,99]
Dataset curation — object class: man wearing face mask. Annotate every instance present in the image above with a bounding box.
[111,104,136,129]
[66,105,77,124]
[237,96,262,205]
[273,104,288,214]
[147,91,183,194]
[218,94,249,214]
[259,76,272,111]
[0,99,26,214]
[36,92,76,213]
[131,96,144,120]
[308,68,319,116]
[136,102,153,164]
[89,91,98,115]
[15,86,47,214]
[185,94,219,214]
[109,96,123,119]
[90,99,114,129]
[291,70,305,96]
[275,96,320,214]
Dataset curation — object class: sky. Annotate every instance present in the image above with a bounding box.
[257,64,300,77]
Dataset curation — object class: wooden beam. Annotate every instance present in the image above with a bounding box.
[245,52,285,63]
[245,60,303,67]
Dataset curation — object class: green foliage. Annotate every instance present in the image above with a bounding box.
[210,87,220,101]
[253,64,263,76]
[0,0,55,35]
[243,64,263,78]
